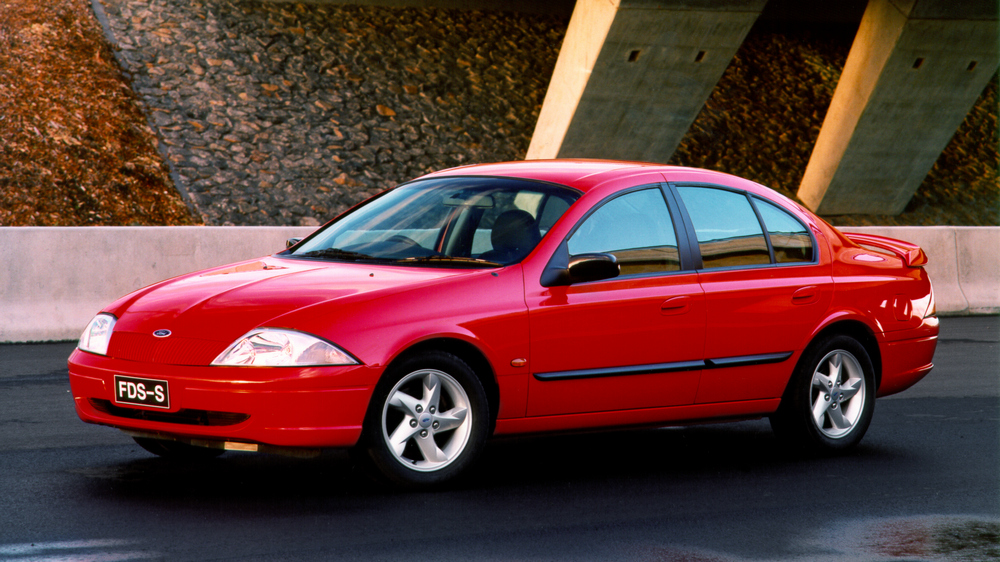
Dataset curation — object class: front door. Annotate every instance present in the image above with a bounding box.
[525,186,706,417]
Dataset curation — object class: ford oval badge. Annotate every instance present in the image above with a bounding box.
[152,329,172,338]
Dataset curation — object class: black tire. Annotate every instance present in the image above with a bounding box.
[359,351,490,489]
[770,335,876,453]
[133,437,225,460]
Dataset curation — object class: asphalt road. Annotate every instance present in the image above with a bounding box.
[1,317,997,562]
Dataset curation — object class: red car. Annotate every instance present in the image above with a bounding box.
[69,160,938,487]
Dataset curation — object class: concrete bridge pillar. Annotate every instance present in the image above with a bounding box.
[798,0,999,215]
[526,0,768,162]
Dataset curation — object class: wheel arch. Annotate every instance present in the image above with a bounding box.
[791,319,883,396]
[386,337,500,434]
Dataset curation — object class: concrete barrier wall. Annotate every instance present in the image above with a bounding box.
[1,226,996,343]
[1,227,314,343]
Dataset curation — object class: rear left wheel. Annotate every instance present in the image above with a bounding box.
[771,335,876,452]
[808,349,869,439]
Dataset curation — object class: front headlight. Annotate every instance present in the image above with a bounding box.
[212,328,359,367]
[79,313,117,356]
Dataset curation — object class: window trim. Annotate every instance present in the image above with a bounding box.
[659,183,701,270]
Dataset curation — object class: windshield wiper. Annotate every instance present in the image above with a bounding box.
[296,248,384,262]
[399,255,502,267]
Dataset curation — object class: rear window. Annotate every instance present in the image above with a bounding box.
[754,197,814,263]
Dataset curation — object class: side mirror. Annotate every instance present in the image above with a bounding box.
[541,247,619,287]
[569,253,620,283]
[286,238,302,249]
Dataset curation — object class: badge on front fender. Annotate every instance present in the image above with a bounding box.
[114,375,170,409]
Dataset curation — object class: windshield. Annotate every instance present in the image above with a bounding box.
[289,177,580,266]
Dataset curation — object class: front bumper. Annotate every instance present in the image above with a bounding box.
[68,349,379,448]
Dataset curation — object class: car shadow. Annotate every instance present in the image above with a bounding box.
[76,418,906,509]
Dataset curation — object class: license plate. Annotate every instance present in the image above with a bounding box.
[114,375,170,409]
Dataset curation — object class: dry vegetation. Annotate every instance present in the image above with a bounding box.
[0,0,196,226]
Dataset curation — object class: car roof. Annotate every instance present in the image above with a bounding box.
[420,159,769,196]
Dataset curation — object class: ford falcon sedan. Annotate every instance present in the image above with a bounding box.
[69,160,938,488]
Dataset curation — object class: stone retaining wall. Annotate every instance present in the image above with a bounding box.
[95,0,566,226]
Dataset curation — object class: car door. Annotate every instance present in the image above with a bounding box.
[671,184,833,404]
[524,184,706,417]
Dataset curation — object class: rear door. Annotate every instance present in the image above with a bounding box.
[672,184,833,404]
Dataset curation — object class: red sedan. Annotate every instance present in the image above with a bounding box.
[69,160,938,487]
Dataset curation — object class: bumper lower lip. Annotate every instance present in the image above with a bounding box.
[120,430,322,458]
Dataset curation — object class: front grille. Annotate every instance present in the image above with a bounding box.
[89,399,250,427]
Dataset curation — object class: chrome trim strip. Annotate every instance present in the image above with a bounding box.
[534,360,705,381]
[705,352,794,368]
[534,351,793,381]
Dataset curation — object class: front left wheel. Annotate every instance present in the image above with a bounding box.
[359,351,490,489]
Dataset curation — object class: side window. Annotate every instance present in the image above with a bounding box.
[677,186,770,269]
[754,197,814,263]
[568,188,680,275]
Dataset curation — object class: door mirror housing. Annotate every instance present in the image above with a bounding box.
[541,245,619,287]
[569,253,620,283]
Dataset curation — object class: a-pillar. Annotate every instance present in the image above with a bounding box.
[798,0,999,215]
[526,0,768,162]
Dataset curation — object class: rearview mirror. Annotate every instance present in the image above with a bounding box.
[444,193,494,208]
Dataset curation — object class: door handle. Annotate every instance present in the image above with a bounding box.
[661,296,690,316]
[792,286,819,305]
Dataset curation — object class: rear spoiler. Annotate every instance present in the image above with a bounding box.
[843,233,928,267]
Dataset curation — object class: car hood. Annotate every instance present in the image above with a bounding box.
[105,258,483,365]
